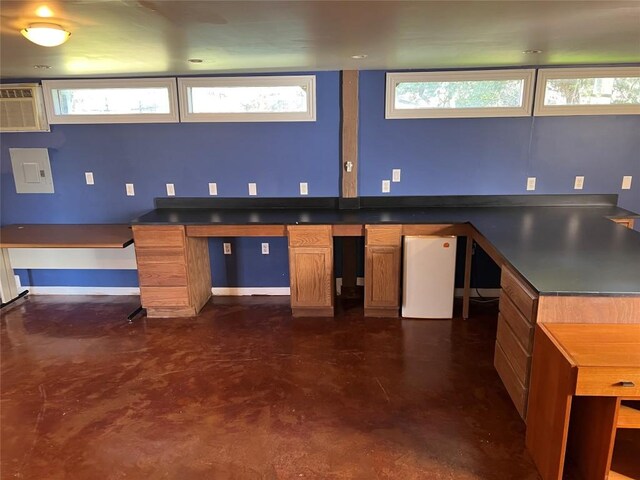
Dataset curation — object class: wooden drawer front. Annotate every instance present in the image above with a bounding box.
[494,342,528,419]
[140,286,190,307]
[136,247,186,265]
[365,225,402,246]
[576,367,640,396]
[501,266,538,321]
[499,291,534,351]
[288,225,332,247]
[497,316,531,385]
[138,262,188,287]
[133,226,185,248]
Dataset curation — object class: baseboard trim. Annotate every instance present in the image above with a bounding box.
[21,285,500,298]
[211,287,291,296]
[25,286,140,295]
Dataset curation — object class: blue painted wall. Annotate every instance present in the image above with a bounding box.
[1,69,638,290]
[359,71,640,213]
[1,71,339,288]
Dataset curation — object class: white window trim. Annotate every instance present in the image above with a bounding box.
[534,67,640,117]
[385,69,536,119]
[41,78,179,124]
[177,75,316,123]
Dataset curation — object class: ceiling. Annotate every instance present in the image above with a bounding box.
[1,1,639,79]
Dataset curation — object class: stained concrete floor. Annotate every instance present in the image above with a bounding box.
[1,295,542,479]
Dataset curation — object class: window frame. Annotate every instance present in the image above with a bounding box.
[534,67,640,117]
[385,69,536,119]
[177,75,316,123]
[41,78,179,124]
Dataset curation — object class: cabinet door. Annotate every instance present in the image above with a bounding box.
[289,247,333,308]
[365,245,401,308]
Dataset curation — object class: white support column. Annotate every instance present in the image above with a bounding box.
[0,248,19,304]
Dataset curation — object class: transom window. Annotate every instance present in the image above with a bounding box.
[178,75,316,122]
[386,70,535,119]
[534,67,640,116]
[42,78,179,124]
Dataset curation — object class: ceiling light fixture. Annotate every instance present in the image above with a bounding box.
[21,23,71,47]
[351,54,368,59]
[35,5,54,18]
[523,49,542,54]
[188,58,204,63]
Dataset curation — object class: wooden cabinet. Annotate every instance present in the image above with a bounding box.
[526,323,640,480]
[133,225,211,318]
[494,265,538,419]
[364,225,402,317]
[610,217,636,229]
[287,225,334,317]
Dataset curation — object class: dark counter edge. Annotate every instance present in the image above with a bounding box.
[153,194,620,210]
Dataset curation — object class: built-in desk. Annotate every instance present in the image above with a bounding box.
[0,224,133,307]
[526,323,640,480]
[130,195,640,321]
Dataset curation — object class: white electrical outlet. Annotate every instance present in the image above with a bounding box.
[382,180,391,193]
[526,177,536,191]
[223,243,232,255]
[574,176,584,190]
[299,182,308,195]
[85,172,94,185]
[126,183,135,196]
[208,182,218,196]
[166,183,175,196]
[392,169,401,182]
[622,176,633,190]
[261,242,269,255]
[248,183,257,196]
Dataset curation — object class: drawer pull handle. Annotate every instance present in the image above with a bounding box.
[616,381,635,387]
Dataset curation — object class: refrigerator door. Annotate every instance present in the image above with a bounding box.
[402,236,457,319]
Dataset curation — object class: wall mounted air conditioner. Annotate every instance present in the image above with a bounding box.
[0,83,50,132]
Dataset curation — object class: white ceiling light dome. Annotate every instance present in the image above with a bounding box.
[21,23,71,47]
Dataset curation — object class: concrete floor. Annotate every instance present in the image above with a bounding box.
[1,295,541,479]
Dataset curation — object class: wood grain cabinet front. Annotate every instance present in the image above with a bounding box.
[610,217,636,229]
[287,225,334,317]
[364,225,402,317]
[495,265,539,420]
[133,225,211,318]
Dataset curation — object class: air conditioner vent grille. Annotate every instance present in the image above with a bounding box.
[0,88,34,99]
[0,84,49,132]
[1,100,37,128]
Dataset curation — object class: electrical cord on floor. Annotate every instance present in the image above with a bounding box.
[471,287,499,303]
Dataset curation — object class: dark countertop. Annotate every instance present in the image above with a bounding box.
[131,201,640,297]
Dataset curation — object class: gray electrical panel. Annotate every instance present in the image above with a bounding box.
[9,148,54,194]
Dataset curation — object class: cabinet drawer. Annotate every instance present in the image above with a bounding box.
[494,342,528,419]
[138,263,188,287]
[133,226,185,248]
[288,225,332,247]
[136,247,186,265]
[501,266,538,321]
[499,291,534,351]
[497,316,531,385]
[365,225,402,246]
[140,286,190,307]
[576,367,640,396]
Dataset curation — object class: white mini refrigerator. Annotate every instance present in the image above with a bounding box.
[402,236,457,319]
